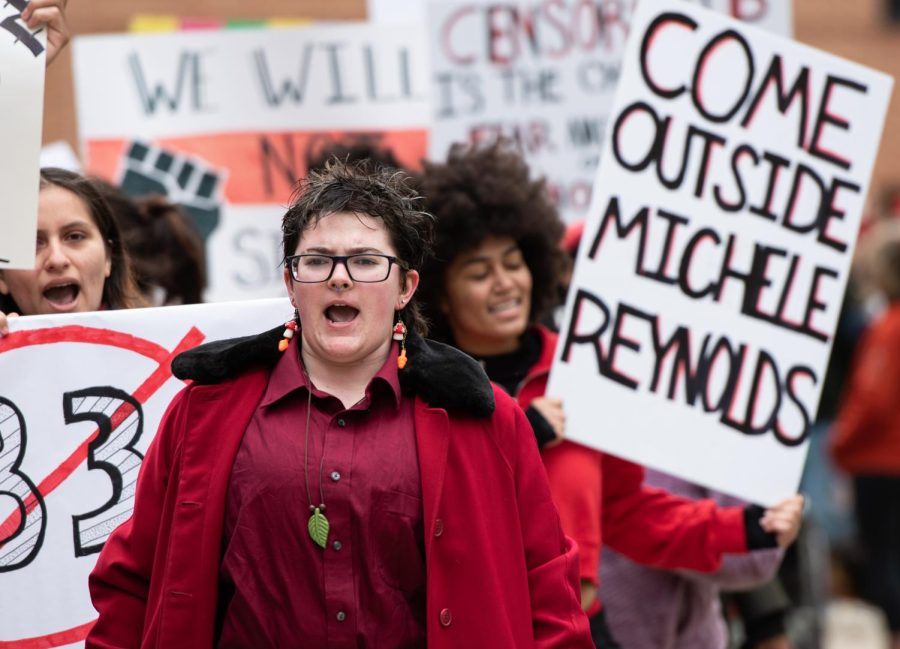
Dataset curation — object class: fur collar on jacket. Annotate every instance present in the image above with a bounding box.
[171,326,495,418]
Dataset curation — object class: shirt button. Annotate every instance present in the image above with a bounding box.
[336,611,346,622]
[439,608,452,627]
[434,519,444,537]
[331,471,341,482]
[337,418,346,427]
[332,540,342,551]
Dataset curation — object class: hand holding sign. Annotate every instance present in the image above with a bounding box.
[21,0,69,65]
[0,310,20,336]
[530,396,566,446]
[760,494,805,547]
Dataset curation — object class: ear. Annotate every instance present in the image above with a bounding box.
[0,270,8,296]
[104,239,113,279]
[397,269,419,310]
[283,268,296,304]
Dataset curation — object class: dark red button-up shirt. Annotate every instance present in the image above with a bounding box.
[217,338,425,648]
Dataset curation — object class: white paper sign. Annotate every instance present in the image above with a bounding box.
[73,25,430,302]
[373,0,793,28]
[547,0,892,505]
[702,0,792,34]
[0,2,46,270]
[426,0,791,222]
[0,298,291,647]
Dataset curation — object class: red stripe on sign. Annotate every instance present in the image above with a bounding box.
[83,128,427,205]
[0,619,95,648]
[0,325,173,363]
[0,327,205,556]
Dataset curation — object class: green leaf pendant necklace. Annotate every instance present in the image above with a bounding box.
[304,386,330,549]
[308,506,330,548]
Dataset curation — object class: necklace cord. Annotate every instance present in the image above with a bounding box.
[304,383,326,511]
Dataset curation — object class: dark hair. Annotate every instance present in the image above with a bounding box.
[0,168,146,314]
[99,182,207,305]
[873,228,900,302]
[417,141,567,343]
[305,138,405,175]
[282,158,434,335]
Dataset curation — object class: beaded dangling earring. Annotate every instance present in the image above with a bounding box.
[393,318,408,369]
[278,313,299,352]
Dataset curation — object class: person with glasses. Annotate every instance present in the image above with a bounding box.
[86,159,594,649]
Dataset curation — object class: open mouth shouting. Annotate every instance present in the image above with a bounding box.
[42,281,81,310]
[325,303,360,324]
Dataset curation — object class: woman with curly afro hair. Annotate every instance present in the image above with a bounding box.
[418,142,804,649]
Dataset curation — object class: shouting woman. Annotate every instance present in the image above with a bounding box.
[86,160,594,648]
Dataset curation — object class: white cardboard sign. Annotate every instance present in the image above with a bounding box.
[73,25,430,303]
[0,298,291,647]
[425,0,792,221]
[0,1,46,269]
[547,0,892,505]
[372,0,791,30]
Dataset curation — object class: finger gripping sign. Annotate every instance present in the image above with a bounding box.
[547,0,893,506]
[0,299,290,647]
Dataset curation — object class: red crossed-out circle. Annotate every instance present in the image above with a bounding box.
[0,324,205,648]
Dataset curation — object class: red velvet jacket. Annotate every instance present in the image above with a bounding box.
[87,329,593,649]
[518,326,750,594]
[832,303,900,474]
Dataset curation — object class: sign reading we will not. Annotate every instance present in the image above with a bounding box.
[74,24,429,303]
[0,0,46,269]
[548,0,893,505]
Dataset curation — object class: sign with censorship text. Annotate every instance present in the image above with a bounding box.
[373,0,791,31]
[0,299,290,647]
[0,1,46,269]
[73,25,429,302]
[426,0,791,221]
[547,0,892,505]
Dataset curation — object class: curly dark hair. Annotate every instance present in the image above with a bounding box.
[282,157,434,335]
[0,168,146,315]
[417,142,566,343]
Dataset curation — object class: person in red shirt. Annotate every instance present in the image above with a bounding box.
[86,158,594,648]
[416,141,805,648]
[832,228,900,649]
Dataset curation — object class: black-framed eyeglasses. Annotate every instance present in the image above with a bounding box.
[286,253,409,283]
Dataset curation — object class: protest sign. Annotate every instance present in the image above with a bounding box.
[0,1,46,269]
[426,0,791,221]
[0,298,290,647]
[547,0,892,505]
[73,24,429,302]
[372,0,791,29]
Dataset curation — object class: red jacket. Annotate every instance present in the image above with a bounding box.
[87,329,593,649]
[832,303,900,475]
[518,326,750,592]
